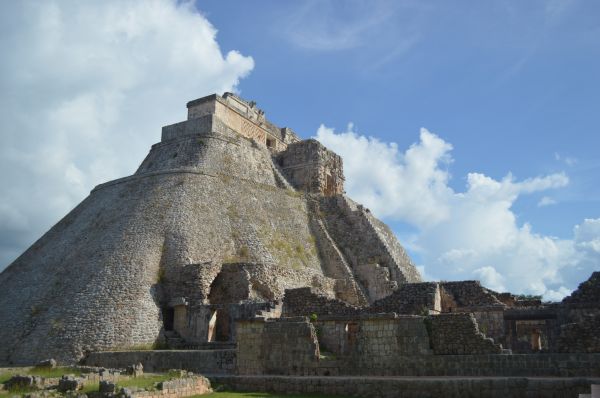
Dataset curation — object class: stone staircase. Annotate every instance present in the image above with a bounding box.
[317,195,399,302]
[335,195,406,279]
[270,159,295,190]
[164,330,186,349]
[307,197,368,306]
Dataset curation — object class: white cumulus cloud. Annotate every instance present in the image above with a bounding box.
[0,0,254,268]
[316,124,596,300]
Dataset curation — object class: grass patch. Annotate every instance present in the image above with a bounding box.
[0,372,12,384]
[28,367,81,378]
[116,373,177,390]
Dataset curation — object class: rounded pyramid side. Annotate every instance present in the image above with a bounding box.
[0,134,327,364]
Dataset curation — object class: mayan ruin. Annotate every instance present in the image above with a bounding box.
[0,93,599,397]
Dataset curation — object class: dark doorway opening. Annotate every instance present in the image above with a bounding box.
[163,307,174,331]
[215,309,231,342]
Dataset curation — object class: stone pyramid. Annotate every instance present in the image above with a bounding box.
[0,93,421,364]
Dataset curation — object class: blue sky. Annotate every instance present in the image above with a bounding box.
[199,0,599,234]
[0,0,598,299]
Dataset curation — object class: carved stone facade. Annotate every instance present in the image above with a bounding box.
[276,139,345,196]
[186,93,299,152]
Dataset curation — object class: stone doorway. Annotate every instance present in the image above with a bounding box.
[163,307,174,331]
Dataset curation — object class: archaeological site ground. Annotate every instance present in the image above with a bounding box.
[0,93,599,397]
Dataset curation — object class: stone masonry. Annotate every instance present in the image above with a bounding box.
[1,92,598,398]
[0,92,422,364]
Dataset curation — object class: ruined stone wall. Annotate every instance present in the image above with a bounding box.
[236,318,320,375]
[428,313,503,354]
[503,307,560,353]
[235,320,265,374]
[353,315,432,365]
[84,350,235,374]
[369,282,439,315]
[282,288,363,318]
[471,307,506,344]
[277,140,344,196]
[563,272,600,306]
[440,281,505,309]
[160,265,338,344]
[314,314,431,360]
[132,377,212,398]
[558,313,600,353]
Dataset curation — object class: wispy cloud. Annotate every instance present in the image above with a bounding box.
[278,0,425,69]
[538,196,557,207]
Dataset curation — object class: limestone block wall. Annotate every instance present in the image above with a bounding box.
[369,282,440,315]
[558,313,600,353]
[141,119,280,187]
[0,135,328,365]
[428,313,503,354]
[563,271,600,305]
[282,288,363,317]
[440,281,505,310]
[236,318,320,375]
[84,350,236,374]
[354,315,432,362]
[0,93,426,365]
[470,307,506,344]
[277,139,344,196]
[210,374,600,398]
[134,377,212,398]
[314,314,431,360]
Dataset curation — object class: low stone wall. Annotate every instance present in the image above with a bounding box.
[133,376,212,398]
[210,375,600,398]
[235,316,600,378]
[84,350,235,374]
[332,353,600,377]
[428,313,503,354]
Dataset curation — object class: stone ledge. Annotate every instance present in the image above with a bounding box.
[209,375,600,398]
